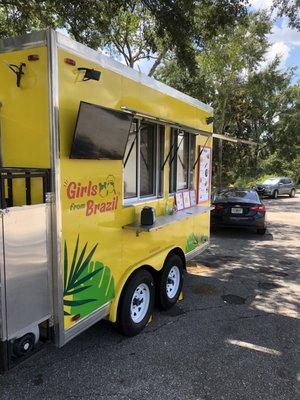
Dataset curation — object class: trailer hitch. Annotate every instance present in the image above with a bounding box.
[7,62,26,87]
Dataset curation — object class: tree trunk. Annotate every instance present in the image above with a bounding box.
[148,51,165,77]
[218,139,223,189]
[219,95,228,134]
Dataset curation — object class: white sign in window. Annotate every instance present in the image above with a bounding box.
[197,146,212,203]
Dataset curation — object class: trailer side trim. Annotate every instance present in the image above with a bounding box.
[0,31,46,53]
[55,31,213,114]
[46,30,65,347]
[0,214,6,341]
[121,106,212,136]
[64,302,111,344]
[186,241,210,261]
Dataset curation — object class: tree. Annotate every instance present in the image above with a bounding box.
[272,0,300,30]
[261,83,300,182]
[155,11,299,184]
[98,1,169,72]
[155,12,271,131]
[0,0,55,37]
[0,0,249,74]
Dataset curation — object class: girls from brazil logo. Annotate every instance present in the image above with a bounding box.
[65,175,119,216]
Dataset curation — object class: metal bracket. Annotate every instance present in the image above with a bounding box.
[77,67,101,81]
[7,62,26,87]
[45,192,54,203]
[0,209,9,215]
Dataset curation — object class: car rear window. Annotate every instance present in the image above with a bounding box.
[263,178,279,184]
[214,190,259,202]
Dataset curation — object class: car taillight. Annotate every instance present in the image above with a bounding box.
[214,204,224,212]
[250,204,266,212]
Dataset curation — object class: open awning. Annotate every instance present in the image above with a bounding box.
[212,132,257,146]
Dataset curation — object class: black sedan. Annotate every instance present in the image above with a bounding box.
[211,189,267,234]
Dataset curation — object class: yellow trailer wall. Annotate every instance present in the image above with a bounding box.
[0,46,50,205]
[58,48,212,329]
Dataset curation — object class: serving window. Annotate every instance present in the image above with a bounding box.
[169,128,196,193]
[124,121,164,202]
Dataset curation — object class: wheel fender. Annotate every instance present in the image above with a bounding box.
[108,246,185,322]
[164,247,186,270]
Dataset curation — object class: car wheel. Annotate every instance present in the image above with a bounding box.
[117,269,155,337]
[272,190,278,199]
[156,254,183,310]
[289,189,295,198]
[257,228,266,235]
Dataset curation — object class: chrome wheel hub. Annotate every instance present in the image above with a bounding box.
[130,283,150,323]
[166,266,180,299]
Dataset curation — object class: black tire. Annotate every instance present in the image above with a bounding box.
[13,333,35,357]
[156,254,184,310]
[210,226,217,233]
[117,269,155,337]
[257,228,266,235]
[289,189,295,198]
[272,190,278,199]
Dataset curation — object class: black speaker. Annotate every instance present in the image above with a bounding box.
[141,207,156,226]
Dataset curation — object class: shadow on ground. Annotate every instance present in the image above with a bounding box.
[0,200,299,400]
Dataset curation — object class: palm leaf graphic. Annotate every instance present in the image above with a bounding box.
[64,242,68,292]
[64,242,98,294]
[64,298,97,307]
[69,243,98,288]
[67,235,80,290]
[63,236,115,318]
[63,238,101,310]
[71,268,102,289]
[66,241,87,291]
[185,233,208,253]
[186,233,198,252]
[66,285,92,296]
[72,261,115,317]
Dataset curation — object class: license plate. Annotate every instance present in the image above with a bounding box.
[231,208,243,214]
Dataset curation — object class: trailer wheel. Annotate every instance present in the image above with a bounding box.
[257,228,266,235]
[13,333,35,357]
[156,254,183,310]
[117,269,155,337]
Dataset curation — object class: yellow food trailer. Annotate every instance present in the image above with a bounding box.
[0,30,213,371]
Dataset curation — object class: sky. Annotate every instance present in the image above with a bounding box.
[137,1,300,81]
[251,0,300,81]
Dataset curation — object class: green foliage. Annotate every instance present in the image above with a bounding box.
[232,174,274,189]
[156,12,299,187]
[1,2,298,183]
[0,1,249,74]
[272,0,300,30]
[0,1,56,37]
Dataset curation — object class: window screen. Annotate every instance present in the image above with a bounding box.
[169,128,196,193]
[123,122,164,201]
[176,131,189,190]
[140,123,155,197]
[124,122,138,199]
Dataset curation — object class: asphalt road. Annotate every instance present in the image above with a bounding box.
[0,195,299,400]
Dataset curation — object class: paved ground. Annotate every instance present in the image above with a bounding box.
[0,195,299,400]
